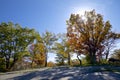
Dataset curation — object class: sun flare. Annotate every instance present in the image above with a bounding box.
[72,7,93,15]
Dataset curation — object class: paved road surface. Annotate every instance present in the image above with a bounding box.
[0,66,120,80]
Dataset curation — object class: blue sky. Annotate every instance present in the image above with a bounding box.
[0,0,120,62]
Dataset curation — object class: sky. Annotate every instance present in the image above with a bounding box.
[0,0,120,62]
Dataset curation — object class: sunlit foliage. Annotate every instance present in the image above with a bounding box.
[67,10,120,64]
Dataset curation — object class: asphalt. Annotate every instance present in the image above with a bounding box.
[0,66,120,80]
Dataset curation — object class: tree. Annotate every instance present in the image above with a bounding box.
[41,31,57,67]
[54,42,67,65]
[0,22,37,70]
[104,37,116,60]
[53,33,72,65]
[55,54,65,65]
[28,33,46,67]
[67,10,120,64]
[76,54,82,65]
[111,49,120,60]
[29,43,45,67]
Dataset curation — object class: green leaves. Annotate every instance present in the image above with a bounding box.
[0,22,38,70]
[53,33,72,65]
[41,31,58,66]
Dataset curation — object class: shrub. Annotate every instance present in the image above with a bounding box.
[47,61,56,67]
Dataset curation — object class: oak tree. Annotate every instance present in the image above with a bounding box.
[67,10,120,64]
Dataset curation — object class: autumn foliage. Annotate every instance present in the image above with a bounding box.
[67,10,120,64]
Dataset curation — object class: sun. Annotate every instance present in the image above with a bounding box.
[72,7,93,15]
[71,6,94,21]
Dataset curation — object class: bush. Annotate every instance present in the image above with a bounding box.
[71,59,80,66]
[0,58,6,72]
[47,61,56,67]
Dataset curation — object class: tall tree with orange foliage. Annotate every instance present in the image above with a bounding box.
[67,10,120,64]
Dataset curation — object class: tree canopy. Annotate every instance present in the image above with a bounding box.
[66,10,120,64]
[0,22,38,70]
[53,33,72,65]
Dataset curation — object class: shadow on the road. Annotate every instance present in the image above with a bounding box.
[8,66,120,80]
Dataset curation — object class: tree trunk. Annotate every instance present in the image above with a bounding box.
[62,58,64,65]
[5,54,10,70]
[6,59,10,69]
[89,51,93,64]
[77,55,82,66]
[89,53,96,64]
[92,48,97,64]
[105,50,109,60]
[68,53,71,65]
[31,58,34,68]
[10,57,18,70]
[45,53,47,67]
[93,53,97,64]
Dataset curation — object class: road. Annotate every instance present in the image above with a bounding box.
[0,66,120,80]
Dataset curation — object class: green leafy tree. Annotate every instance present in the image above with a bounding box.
[41,31,57,67]
[0,22,37,70]
[55,54,65,65]
[53,33,72,65]
[54,42,67,65]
